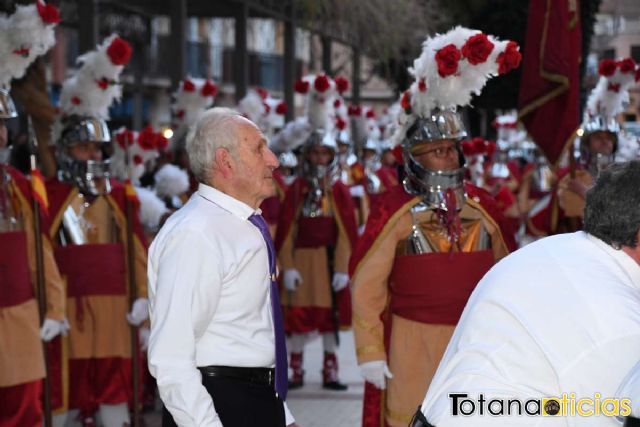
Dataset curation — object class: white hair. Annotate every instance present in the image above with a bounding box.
[186,107,243,184]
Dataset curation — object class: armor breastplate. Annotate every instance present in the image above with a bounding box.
[58,193,118,246]
[301,178,333,218]
[365,171,382,194]
[402,202,492,255]
[531,162,553,193]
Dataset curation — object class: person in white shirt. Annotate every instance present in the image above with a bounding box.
[413,160,640,426]
[147,107,296,427]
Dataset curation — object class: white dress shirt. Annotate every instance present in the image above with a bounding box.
[420,232,640,426]
[148,183,294,426]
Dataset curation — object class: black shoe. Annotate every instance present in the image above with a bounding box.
[322,381,348,391]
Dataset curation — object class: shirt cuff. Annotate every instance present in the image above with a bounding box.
[284,401,295,425]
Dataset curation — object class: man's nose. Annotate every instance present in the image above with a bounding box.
[266,148,279,169]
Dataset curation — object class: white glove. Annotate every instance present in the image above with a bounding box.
[359,360,393,389]
[139,327,150,352]
[126,298,149,326]
[40,318,69,342]
[349,185,365,198]
[331,272,350,292]
[283,269,303,292]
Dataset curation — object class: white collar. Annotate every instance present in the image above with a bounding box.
[197,183,260,221]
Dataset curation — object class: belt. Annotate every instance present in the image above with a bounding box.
[198,365,275,387]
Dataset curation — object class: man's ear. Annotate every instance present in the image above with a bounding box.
[215,147,235,179]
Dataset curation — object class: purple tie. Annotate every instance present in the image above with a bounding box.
[248,213,288,400]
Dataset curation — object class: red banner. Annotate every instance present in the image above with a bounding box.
[518,0,582,165]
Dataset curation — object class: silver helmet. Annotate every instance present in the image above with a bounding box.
[401,108,467,211]
[57,115,113,195]
[578,129,618,176]
[302,128,338,181]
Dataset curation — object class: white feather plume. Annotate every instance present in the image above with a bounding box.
[154,163,190,198]
[58,34,130,119]
[0,2,58,87]
[135,186,168,231]
[585,67,636,122]
[410,27,510,113]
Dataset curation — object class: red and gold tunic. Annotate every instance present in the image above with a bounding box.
[45,178,147,416]
[350,183,514,427]
[275,176,358,333]
[0,166,66,422]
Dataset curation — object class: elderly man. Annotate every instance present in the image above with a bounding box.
[148,107,295,427]
[415,161,640,426]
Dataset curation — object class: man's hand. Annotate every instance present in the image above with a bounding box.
[331,272,349,292]
[40,318,70,342]
[139,327,150,351]
[359,360,393,389]
[283,269,303,292]
[126,298,149,326]
[567,177,589,199]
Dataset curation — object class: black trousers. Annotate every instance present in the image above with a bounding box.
[162,374,286,427]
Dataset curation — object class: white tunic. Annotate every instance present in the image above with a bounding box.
[421,232,640,426]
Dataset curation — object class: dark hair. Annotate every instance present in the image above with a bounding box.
[584,160,640,248]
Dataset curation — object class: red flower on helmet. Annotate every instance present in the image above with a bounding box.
[497,41,521,74]
[607,83,621,93]
[400,90,412,114]
[133,155,143,165]
[348,105,362,116]
[333,98,342,108]
[116,129,134,149]
[96,78,110,90]
[485,140,497,158]
[617,58,636,74]
[71,96,82,105]
[106,37,132,66]
[598,59,617,77]
[294,79,309,94]
[461,140,476,156]
[201,80,218,97]
[155,134,169,151]
[472,137,486,154]
[275,102,288,115]
[334,76,349,94]
[435,44,462,77]
[314,75,330,93]
[138,126,156,150]
[12,47,30,57]
[336,117,347,130]
[37,1,61,25]
[418,78,427,92]
[255,87,269,99]
[461,33,494,65]
[365,109,376,119]
[182,79,195,92]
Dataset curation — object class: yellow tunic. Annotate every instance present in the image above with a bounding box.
[0,173,65,388]
[352,198,510,426]
[49,187,147,359]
